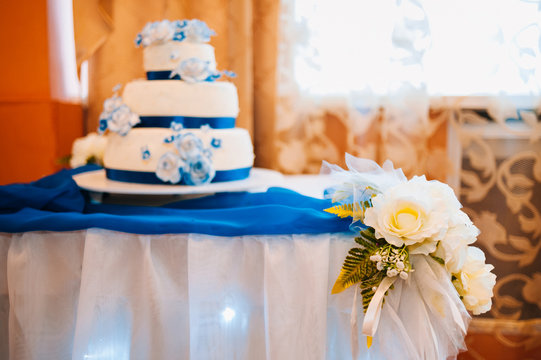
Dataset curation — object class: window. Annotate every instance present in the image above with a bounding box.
[290,0,541,98]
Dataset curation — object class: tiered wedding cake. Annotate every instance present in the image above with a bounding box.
[99,19,254,185]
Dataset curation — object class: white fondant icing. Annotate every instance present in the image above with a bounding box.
[104,128,254,172]
[143,41,216,72]
[123,80,239,118]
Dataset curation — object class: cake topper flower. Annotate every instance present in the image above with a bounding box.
[98,88,140,136]
[323,154,496,352]
[135,19,214,47]
[155,125,217,185]
[183,19,215,43]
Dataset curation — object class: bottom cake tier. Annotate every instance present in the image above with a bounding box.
[103,127,255,185]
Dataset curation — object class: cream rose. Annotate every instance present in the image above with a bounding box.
[434,211,479,274]
[452,246,496,315]
[363,176,452,255]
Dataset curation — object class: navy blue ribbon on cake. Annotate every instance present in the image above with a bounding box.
[135,116,235,129]
[105,167,251,185]
[146,71,180,80]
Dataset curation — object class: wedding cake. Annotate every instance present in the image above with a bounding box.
[98,19,254,185]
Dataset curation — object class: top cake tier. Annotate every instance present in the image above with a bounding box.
[143,41,216,74]
[135,19,218,80]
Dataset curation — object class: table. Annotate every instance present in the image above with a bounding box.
[0,167,468,359]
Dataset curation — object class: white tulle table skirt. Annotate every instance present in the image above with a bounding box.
[0,229,387,360]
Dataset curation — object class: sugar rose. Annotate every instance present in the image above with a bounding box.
[364,176,453,255]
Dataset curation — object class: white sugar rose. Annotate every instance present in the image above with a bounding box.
[184,19,215,43]
[70,133,108,168]
[150,20,174,43]
[103,95,123,113]
[107,105,140,136]
[172,58,213,83]
[156,152,183,184]
[452,246,496,315]
[363,176,452,255]
[434,211,479,274]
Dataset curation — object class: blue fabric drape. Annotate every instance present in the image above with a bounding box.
[0,166,350,236]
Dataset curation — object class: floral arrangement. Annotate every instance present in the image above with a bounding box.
[324,154,496,349]
[135,19,215,47]
[70,132,108,168]
[156,123,216,185]
[97,87,140,137]
[170,57,236,83]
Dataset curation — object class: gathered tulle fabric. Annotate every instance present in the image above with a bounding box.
[0,229,469,360]
[0,230,363,360]
[321,153,471,359]
[374,255,470,359]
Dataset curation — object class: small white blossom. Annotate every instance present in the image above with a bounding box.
[400,271,409,280]
[370,254,382,262]
[396,261,405,270]
[387,268,399,277]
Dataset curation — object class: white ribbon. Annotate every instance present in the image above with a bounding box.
[362,276,397,337]
[350,284,359,360]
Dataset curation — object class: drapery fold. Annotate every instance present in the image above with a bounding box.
[1,230,362,360]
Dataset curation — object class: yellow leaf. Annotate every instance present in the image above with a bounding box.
[324,202,368,220]
[331,269,355,294]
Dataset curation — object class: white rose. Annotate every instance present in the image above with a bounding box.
[70,133,108,168]
[453,246,496,315]
[364,176,451,255]
[426,180,462,215]
[435,210,479,274]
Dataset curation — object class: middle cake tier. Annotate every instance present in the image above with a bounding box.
[123,80,239,119]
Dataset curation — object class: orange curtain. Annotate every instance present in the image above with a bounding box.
[73,0,280,169]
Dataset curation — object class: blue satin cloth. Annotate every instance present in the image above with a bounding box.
[0,166,350,236]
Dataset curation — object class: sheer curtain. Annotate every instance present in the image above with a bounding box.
[276,0,541,358]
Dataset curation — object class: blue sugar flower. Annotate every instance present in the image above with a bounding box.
[210,138,222,148]
[183,154,215,185]
[98,118,108,134]
[155,152,183,184]
[141,146,151,160]
[163,135,176,144]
